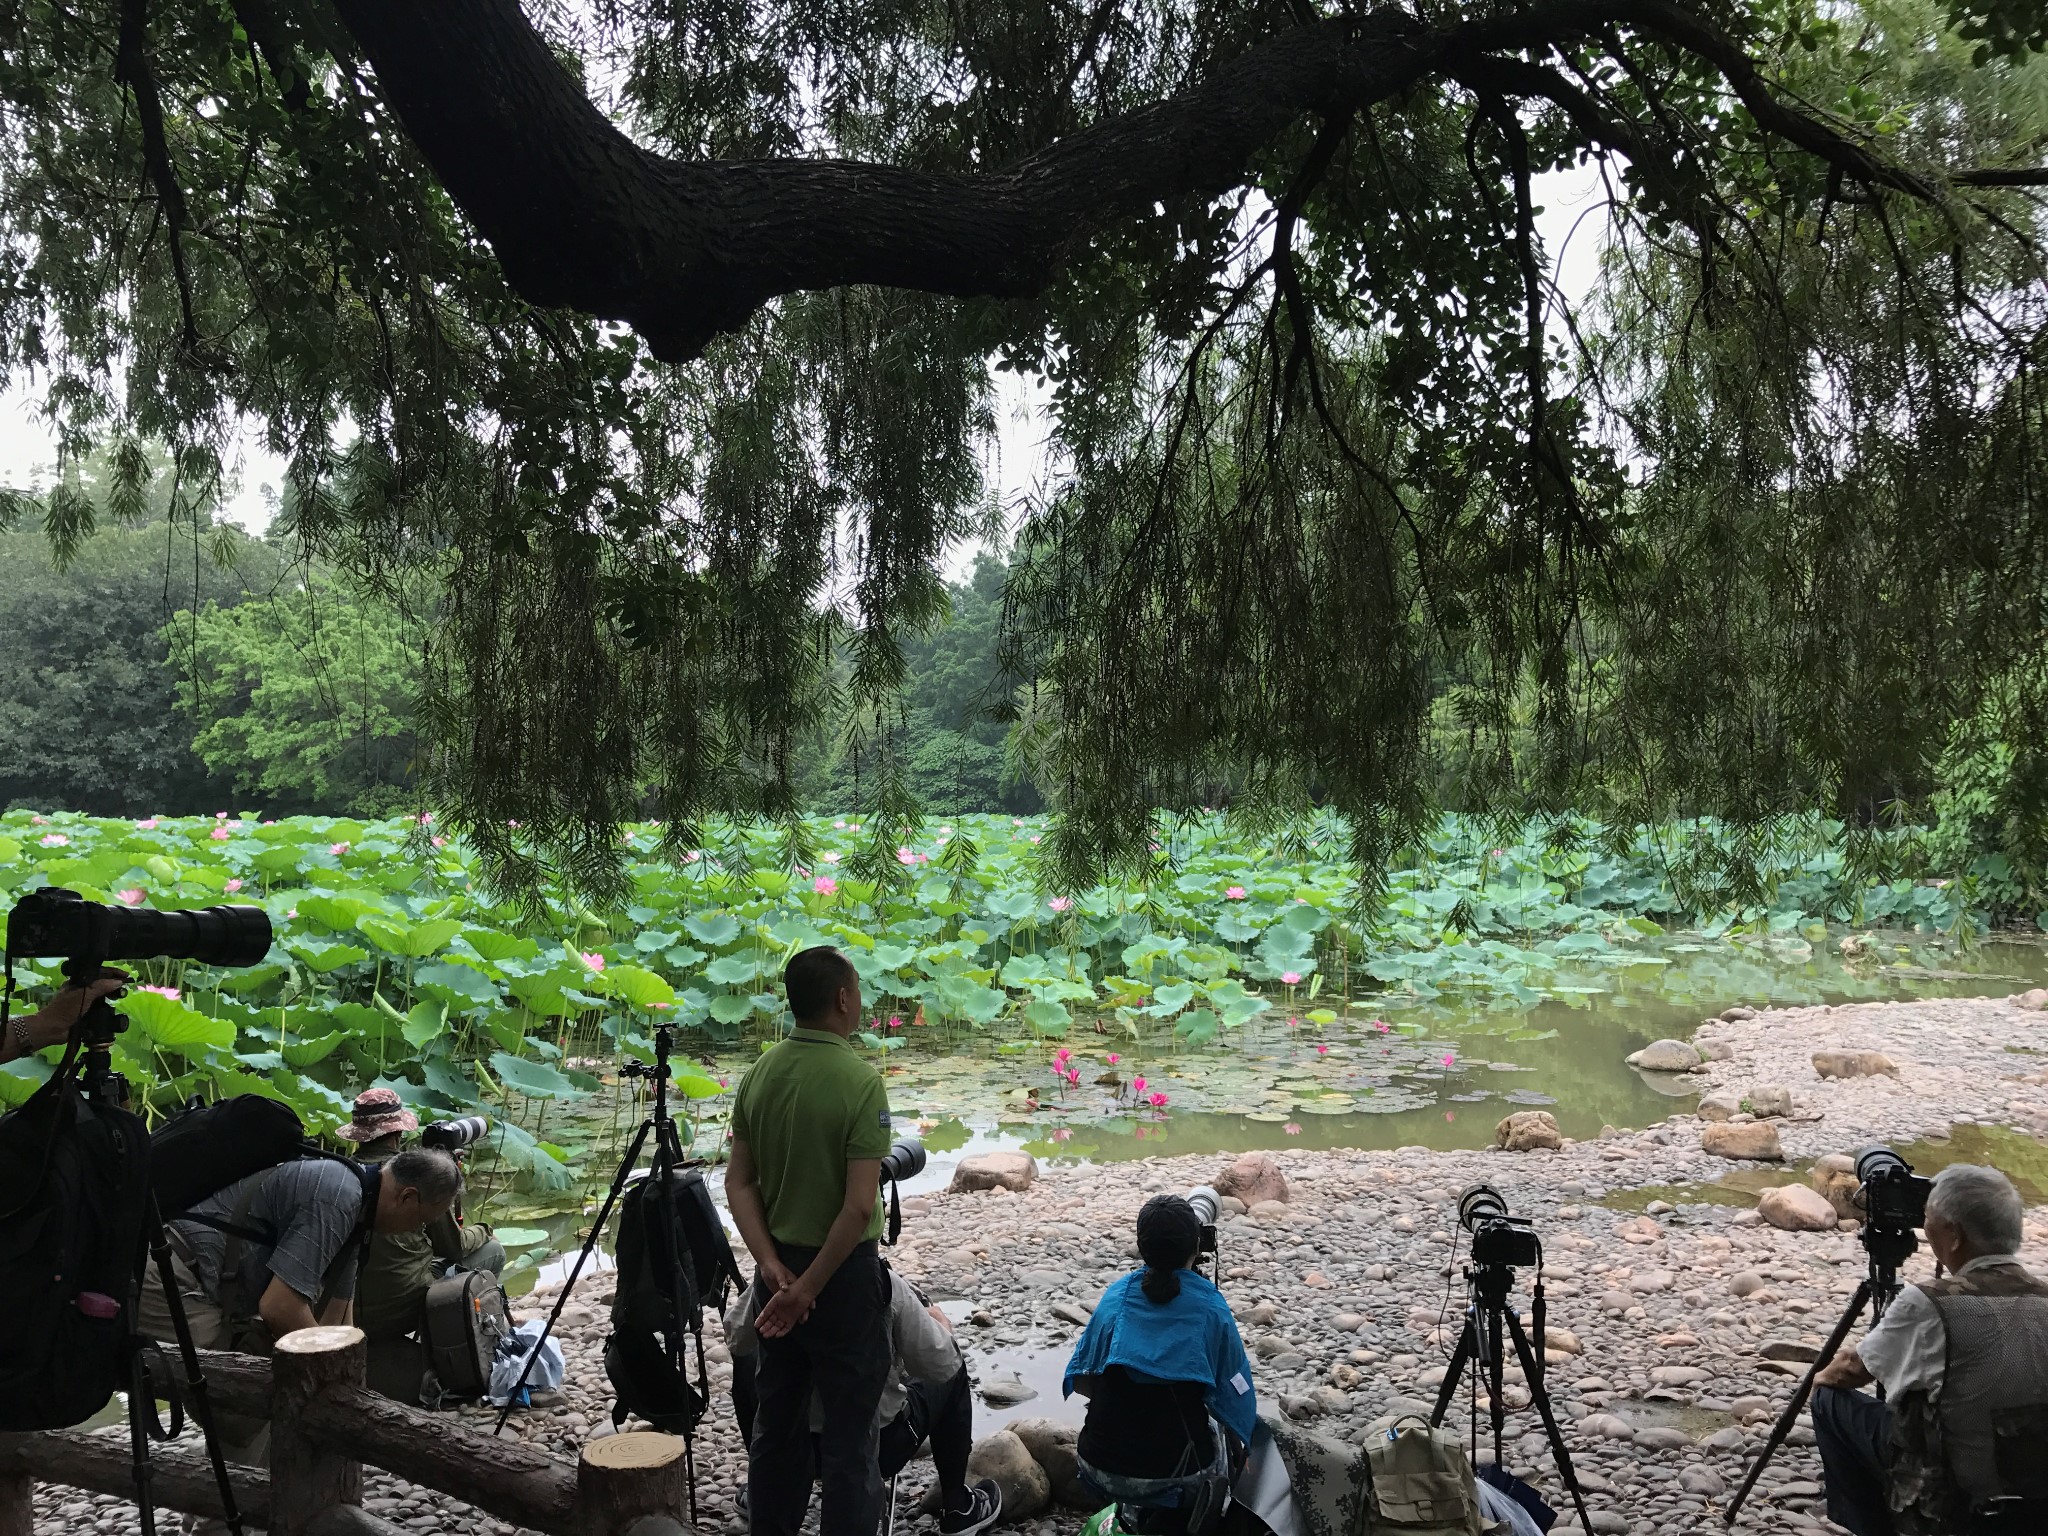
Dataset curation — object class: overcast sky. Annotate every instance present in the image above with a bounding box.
[0,165,1609,560]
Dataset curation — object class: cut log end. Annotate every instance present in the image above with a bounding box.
[581,1432,687,1472]
[276,1326,368,1356]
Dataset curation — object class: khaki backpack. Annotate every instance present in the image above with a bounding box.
[1361,1413,1485,1536]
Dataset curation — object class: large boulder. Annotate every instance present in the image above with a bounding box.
[950,1150,1039,1194]
[1746,1085,1795,1119]
[1216,1151,1289,1206]
[2015,988,2048,1011]
[966,1431,1051,1521]
[1813,1050,1898,1080]
[1757,1184,1839,1232]
[1702,1122,1785,1161]
[1810,1153,1862,1220]
[1006,1417,1092,1510]
[1627,1039,1704,1073]
[1493,1110,1563,1151]
[1697,1091,1743,1123]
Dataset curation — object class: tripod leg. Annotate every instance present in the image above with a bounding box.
[1430,1312,1481,1429]
[1486,1301,1508,1472]
[146,1209,244,1535]
[125,1350,156,1536]
[493,1117,657,1435]
[1502,1309,1595,1536]
[1724,1280,1872,1526]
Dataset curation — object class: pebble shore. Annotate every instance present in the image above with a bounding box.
[33,993,2048,1536]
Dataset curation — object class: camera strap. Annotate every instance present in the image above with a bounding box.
[886,1175,904,1246]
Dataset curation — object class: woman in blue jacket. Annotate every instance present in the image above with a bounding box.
[1063,1192,1258,1515]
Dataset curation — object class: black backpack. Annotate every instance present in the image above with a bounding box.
[0,1070,151,1431]
[150,1094,307,1218]
[604,1166,743,1434]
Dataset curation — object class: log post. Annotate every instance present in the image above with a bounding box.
[0,1468,30,1536]
[271,1326,366,1536]
[575,1433,689,1536]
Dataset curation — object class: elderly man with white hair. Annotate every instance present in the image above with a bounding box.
[1812,1163,2048,1535]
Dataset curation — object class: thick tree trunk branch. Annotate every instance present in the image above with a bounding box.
[325,0,1999,361]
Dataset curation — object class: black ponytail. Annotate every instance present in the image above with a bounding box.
[1141,1264,1184,1304]
[1134,1193,1202,1304]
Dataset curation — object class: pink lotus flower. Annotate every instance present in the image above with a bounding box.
[209,827,229,841]
[1445,1110,1456,1123]
[1281,971,1302,986]
[896,847,917,864]
[1285,1123,1302,1136]
[1106,1053,1120,1064]
[116,889,145,907]
[581,951,606,972]
[1067,1068,1081,1086]
[431,835,445,848]
[29,815,44,825]
[226,819,243,830]
[1050,1126,1072,1142]
[885,1015,903,1031]
[939,826,953,836]
[1054,1046,1070,1061]
[214,811,227,820]
[683,849,700,862]
[1225,886,1247,900]
[140,984,179,1000]
[418,812,434,825]
[1131,1076,1147,1094]
[135,818,159,830]
[1442,1053,1456,1067]
[224,879,243,893]
[1373,1019,1391,1033]
[1147,1091,1168,1108]
[329,842,349,856]
[286,908,297,919]
[507,819,522,828]
[38,833,68,847]
[1029,835,1041,844]
[823,851,841,864]
[849,823,861,831]
[1316,1044,1329,1056]
[834,819,847,829]
[1049,896,1072,913]
[813,876,838,895]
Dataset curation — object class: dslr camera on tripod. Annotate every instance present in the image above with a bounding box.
[1855,1146,1933,1230]
[1459,1184,1540,1267]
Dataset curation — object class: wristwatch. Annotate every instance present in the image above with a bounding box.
[8,1014,32,1055]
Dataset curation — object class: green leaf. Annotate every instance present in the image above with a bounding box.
[0,1057,52,1105]
[685,912,742,946]
[709,993,755,1025]
[492,1227,551,1248]
[402,1001,448,1049]
[281,1031,347,1067]
[415,961,500,1006]
[421,1057,482,1107]
[488,1051,585,1099]
[116,991,235,1053]
[293,942,370,973]
[599,964,676,1010]
[1022,998,1070,1037]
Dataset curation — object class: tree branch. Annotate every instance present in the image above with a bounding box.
[114,0,198,348]
[326,0,2009,361]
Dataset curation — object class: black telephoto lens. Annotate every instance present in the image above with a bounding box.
[1855,1146,1910,1184]
[880,1137,927,1183]
[7,887,272,968]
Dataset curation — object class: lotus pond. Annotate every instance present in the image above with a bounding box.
[0,807,2039,1283]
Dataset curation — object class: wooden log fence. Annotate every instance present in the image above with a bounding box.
[0,1327,689,1536]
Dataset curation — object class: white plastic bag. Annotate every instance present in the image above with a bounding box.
[487,1318,565,1407]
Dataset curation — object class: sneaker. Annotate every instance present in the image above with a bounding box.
[939,1478,1002,1536]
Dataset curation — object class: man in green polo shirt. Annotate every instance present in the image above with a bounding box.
[727,944,895,1536]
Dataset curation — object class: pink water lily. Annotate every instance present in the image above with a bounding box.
[1442,1053,1456,1067]
[1285,1123,1302,1136]
[224,879,243,893]
[209,827,229,841]
[823,851,842,864]
[39,833,68,847]
[329,841,349,856]
[116,889,145,907]
[1147,1091,1168,1108]
[1373,1018,1391,1033]
[1029,835,1041,844]
[431,835,446,848]
[813,876,839,895]
[1316,1044,1329,1056]
[1225,885,1247,900]
[885,1015,903,1031]
[1065,1068,1081,1086]
[135,818,159,830]
[29,815,44,825]
[1050,1126,1073,1143]
[1054,1046,1070,1062]
[1131,1076,1147,1094]
[1106,1053,1120,1064]
[581,951,606,972]
[1280,971,1302,986]
[418,812,434,825]
[896,846,916,864]
[140,985,179,1000]
[1049,896,1072,913]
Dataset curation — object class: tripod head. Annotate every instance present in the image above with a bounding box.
[1860,1220,1918,1316]
[58,956,132,1111]
[620,1021,678,1103]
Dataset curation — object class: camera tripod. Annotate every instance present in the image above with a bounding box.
[1724,1222,1917,1525]
[65,962,248,1536]
[491,1022,706,1495]
[1429,1259,1595,1536]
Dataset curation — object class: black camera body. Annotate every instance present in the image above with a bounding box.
[1460,1184,1541,1267]
[8,887,273,969]
[421,1115,488,1152]
[1857,1147,1934,1230]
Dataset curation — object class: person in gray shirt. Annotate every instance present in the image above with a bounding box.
[137,1146,460,1471]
